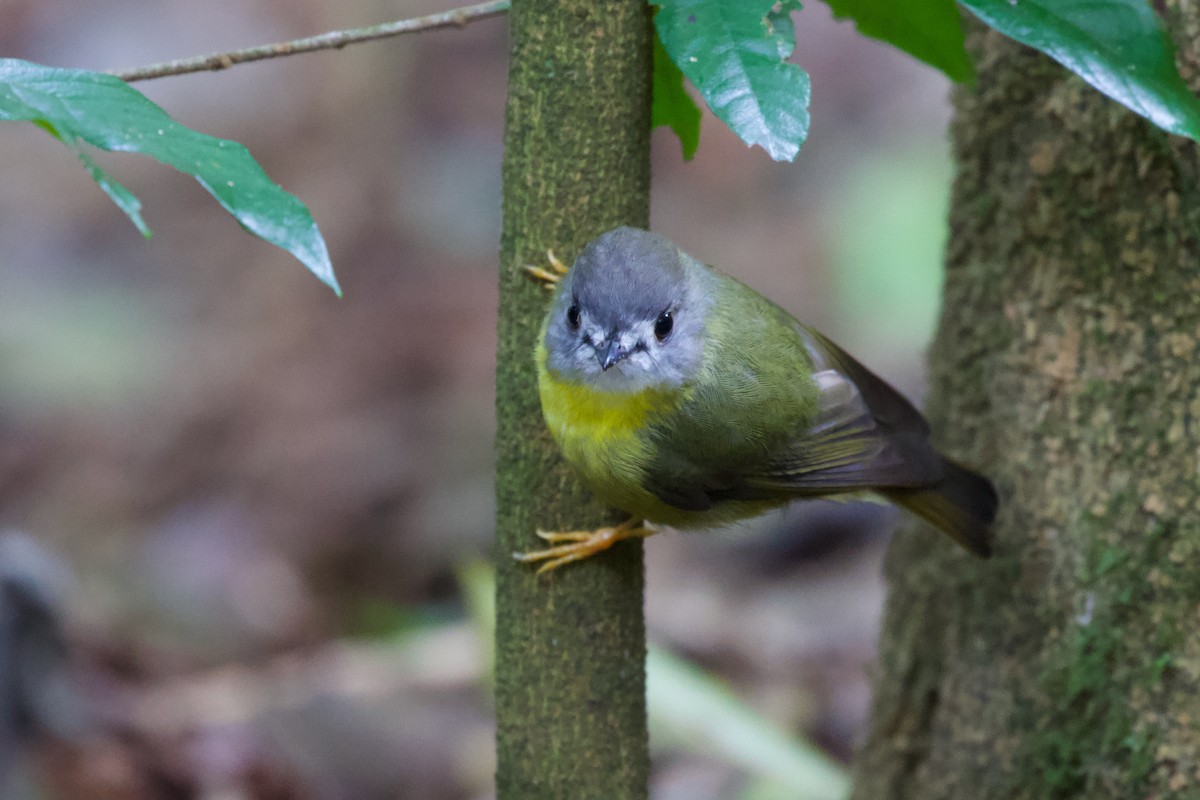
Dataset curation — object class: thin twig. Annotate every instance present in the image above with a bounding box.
[109,0,510,83]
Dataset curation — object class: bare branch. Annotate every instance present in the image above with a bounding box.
[110,0,510,83]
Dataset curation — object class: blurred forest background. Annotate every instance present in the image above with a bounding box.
[0,0,956,797]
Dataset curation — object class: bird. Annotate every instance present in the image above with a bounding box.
[516,227,997,573]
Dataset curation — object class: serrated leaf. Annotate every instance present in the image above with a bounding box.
[652,29,703,160]
[0,58,339,294]
[822,0,973,82]
[654,0,811,162]
[959,0,1200,141]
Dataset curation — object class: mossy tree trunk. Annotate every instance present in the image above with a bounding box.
[494,1,653,798]
[852,14,1200,800]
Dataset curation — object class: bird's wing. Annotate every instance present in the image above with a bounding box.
[730,327,941,496]
[642,326,942,510]
[732,366,941,496]
[799,327,929,435]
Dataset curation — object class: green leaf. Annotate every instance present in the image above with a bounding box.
[0,58,339,294]
[652,29,702,160]
[654,0,811,161]
[72,147,150,237]
[959,0,1200,141]
[821,0,973,82]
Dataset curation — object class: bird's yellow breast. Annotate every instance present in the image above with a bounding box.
[536,343,677,503]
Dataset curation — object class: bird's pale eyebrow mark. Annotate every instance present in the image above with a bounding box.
[639,343,662,370]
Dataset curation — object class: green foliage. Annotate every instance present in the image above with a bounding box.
[653,0,810,161]
[650,0,1200,161]
[822,0,973,81]
[651,30,702,160]
[960,0,1200,142]
[828,144,951,354]
[0,58,339,294]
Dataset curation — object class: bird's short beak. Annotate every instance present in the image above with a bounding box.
[598,338,628,371]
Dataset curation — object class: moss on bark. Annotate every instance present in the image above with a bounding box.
[494,1,652,798]
[852,14,1200,800]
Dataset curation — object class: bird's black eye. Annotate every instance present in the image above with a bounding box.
[566,303,581,329]
[654,310,674,341]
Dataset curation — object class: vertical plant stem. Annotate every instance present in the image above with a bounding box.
[494,1,653,798]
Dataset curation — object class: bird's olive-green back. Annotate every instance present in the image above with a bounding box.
[643,262,821,504]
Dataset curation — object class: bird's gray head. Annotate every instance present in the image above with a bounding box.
[543,227,709,392]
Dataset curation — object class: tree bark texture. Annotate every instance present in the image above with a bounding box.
[494,2,652,798]
[852,14,1200,800]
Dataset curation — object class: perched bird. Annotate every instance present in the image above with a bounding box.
[517,227,997,572]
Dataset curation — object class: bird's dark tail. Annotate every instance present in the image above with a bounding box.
[883,457,997,558]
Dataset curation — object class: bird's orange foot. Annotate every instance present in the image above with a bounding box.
[514,517,653,574]
[523,249,570,288]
